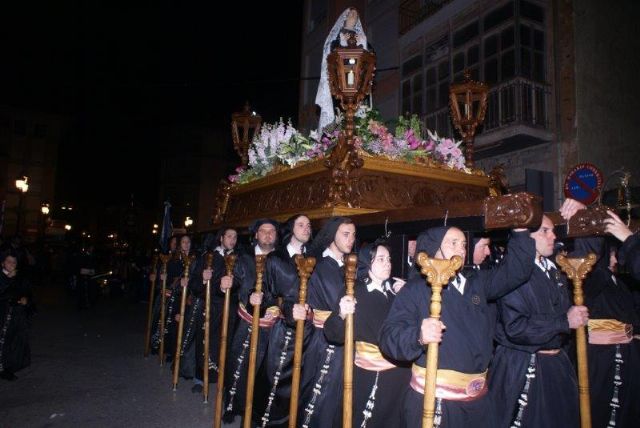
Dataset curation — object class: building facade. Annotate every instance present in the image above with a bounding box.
[0,106,62,238]
[299,0,640,208]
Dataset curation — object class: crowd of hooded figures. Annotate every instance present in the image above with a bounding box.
[144,199,640,428]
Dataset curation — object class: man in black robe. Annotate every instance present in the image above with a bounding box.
[259,214,312,427]
[0,251,31,381]
[379,224,534,428]
[574,236,640,427]
[292,216,356,428]
[489,214,589,428]
[222,219,279,424]
[192,227,237,394]
[605,210,640,280]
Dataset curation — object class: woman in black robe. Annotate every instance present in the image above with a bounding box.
[574,237,640,427]
[324,242,411,428]
[379,226,534,428]
[0,251,32,380]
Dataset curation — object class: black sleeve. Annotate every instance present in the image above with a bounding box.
[482,230,536,300]
[620,233,640,280]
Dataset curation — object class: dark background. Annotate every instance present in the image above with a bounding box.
[2,1,303,214]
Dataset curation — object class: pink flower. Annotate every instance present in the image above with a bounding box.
[405,129,422,150]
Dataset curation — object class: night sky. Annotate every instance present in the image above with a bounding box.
[3,1,303,216]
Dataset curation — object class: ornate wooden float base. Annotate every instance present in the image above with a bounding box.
[214,156,491,228]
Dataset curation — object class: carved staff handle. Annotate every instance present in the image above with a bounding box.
[214,253,237,428]
[416,252,462,428]
[172,253,194,391]
[289,255,316,428]
[244,254,267,428]
[158,254,172,366]
[556,253,596,428]
[202,252,215,403]
[342,254,358,428]
[144,254,159,357]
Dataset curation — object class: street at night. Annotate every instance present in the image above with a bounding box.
[0,285,236,427]
[3,1,640,428]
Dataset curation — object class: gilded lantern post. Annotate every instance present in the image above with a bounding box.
[144,253,159,357]
[342,254,358,428]
[172,253,195,391]
[289,255,316,428]
[202,251,215,403]
[243,254,267,428]
[556,253,596,428]
[415,252,463,428]
[158,253,172,366]
[214,254,237,428]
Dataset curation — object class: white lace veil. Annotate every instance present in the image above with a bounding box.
[315,8,368,133]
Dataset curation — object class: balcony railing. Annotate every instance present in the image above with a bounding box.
[424,77,550,138]
[400,0,454,35]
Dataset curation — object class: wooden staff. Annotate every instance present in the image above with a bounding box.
[243,254,267,428]
[172,253,194,390]
[556,253,596,428]
[289,255,316,428]
[214,253,237,428]
[343,254,358,428]
[202,251,215,403]
[144,253,159,357]
[158,254,172,366]
[416,252,462,428]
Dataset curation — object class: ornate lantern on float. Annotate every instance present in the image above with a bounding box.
[449,70,489,167]
[231,102,262,166]
[326,32,376,144]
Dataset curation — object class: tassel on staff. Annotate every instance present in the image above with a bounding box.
[214,254,237,428]
[288,255,316,428]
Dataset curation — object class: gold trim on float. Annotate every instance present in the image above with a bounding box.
[229,156,488,196]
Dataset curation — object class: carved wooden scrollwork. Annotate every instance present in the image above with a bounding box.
[483,192,543,229]
[488,164,509,196]
[213,179,231,225]
[324,133,363,208]
[565,206,610,237]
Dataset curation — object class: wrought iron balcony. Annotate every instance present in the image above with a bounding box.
[424,76,550,139]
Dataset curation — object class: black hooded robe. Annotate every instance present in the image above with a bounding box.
[379,230,534,428]
[489,261,578,428]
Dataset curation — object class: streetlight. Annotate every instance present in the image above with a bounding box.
[65,224,72,231]
[40,202,50,240]
[15,175,29,234]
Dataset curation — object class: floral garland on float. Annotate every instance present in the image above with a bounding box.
[228,106,469,185]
